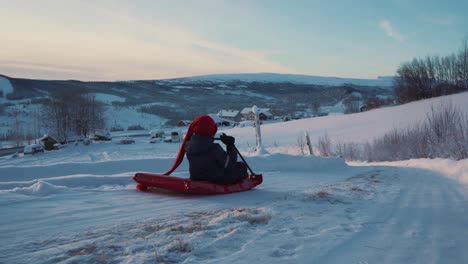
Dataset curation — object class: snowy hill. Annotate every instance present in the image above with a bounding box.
[0,91,467,263]
[171,72,394,87]
[0,74,393,137]
[228,91,468,149]
[0,75,14,101]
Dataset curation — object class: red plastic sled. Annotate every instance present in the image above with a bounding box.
[133,173,263,195]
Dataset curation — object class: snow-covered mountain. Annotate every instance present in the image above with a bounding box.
[167,72,395,87]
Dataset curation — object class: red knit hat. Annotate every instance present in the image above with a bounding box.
[191,114,218,137]
[163,115,218,175]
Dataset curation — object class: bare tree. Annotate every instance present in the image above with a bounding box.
[457,37,468,89]
[9,108,24,146]
[41,90,105,141]
[74,93,105,137]
[343,96,360,114]
[395,38,468,104]
[426,102,467,159]
[296,132,306,155]
[311,102,320,117]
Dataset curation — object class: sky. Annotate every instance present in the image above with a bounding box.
[0,0,467,81]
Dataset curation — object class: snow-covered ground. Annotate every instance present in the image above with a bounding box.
[0,76,14,102]
[230,92,468,150]
[1,92,467,263]
[104,106,167,131]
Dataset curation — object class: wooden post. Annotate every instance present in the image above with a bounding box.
[305,131,313,155]
[252,105,266,155]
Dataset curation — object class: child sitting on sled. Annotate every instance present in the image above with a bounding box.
[164,115,248,185]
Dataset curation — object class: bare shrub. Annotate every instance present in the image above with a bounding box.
[167,238,192,253]
[426,102,467,159]
[296,132,306,155]
[335,141,363,161]
[344,142,361,160]
[363,142,374,162]
[317,133,332,157]
[363,101,467,161]
[343,96,360,114]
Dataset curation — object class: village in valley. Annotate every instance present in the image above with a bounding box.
[179,107,274,128]
[10,106,277,156]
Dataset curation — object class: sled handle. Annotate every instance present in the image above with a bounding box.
[214,137,257,176]
[233,145,257,176]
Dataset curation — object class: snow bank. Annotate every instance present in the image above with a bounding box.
[0,173,135,192]
[0,153,347,185]
[2,180,67,197]
[227,92,468,146]
[354,158,468,184]
[404,159,468,184]
[249,154,348,173]
[0,156,176,182]
[0,76,14,98]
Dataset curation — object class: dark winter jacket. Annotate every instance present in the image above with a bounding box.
[184,134,240,184]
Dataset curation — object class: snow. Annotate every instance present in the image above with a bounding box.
[0,76,14,100]
[176,73,394,87]
[173,86,194,89]
[105,106,167,131]
[218,109,239,118]
[320,100,346,115]
[93,93,126,104]
[1,92,467,263]
[354,158,468,185]
[229,92,468,150]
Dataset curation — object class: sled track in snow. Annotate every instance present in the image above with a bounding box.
[1,158,467,263]
[318,166,468,264]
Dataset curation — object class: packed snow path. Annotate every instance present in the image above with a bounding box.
[317,166,468,263]
[1,155,467,263]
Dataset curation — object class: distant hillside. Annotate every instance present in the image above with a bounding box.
[0,74,394,138]
[168,73,394,87]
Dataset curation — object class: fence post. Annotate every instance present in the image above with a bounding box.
[305,131,313,155]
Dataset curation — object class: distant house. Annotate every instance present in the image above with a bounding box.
[208,114,232,127]
[240,107,273,121]
[217,110,241,122]
[39,134,59,150]
[177,120,192,127]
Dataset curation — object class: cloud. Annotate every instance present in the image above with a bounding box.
[379,20,403,42]
[0,2,295,81]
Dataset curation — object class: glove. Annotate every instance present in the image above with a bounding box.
[220,133,235,146]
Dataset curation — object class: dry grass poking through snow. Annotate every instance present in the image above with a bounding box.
[16,207,273,264]
[302,170,384,205]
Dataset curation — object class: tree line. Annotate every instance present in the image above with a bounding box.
[41,90,105,141]
[395,39,468,103]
